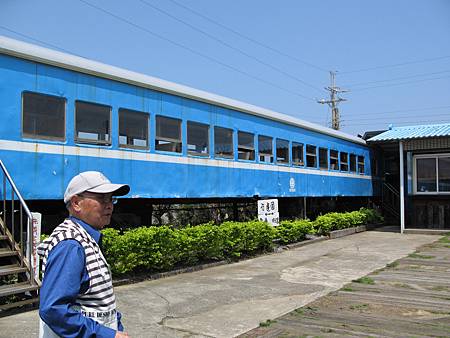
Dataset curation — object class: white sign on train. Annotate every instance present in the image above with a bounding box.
[257,199,279,226]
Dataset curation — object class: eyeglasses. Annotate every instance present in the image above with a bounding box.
[78,193,118,205]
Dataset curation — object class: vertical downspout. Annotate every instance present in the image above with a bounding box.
[399,141,405,234]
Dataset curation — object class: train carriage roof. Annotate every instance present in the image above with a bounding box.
[0,35,365,145]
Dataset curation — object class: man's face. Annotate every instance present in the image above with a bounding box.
[72,192,116,230]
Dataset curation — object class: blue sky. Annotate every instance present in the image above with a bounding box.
[1,0,449,136]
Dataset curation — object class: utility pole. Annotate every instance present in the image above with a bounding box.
[318,71,348,130]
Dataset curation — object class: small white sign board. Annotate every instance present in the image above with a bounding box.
[257,199,279,226]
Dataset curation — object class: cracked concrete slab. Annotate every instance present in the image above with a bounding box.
[0,229,439,338]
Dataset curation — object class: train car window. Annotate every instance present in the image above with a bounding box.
[350,154,357,172]
[22,92,65,141]
[119,109,149,149]
[258,135,273,163]
[187,121,209,157]
[155,116,182,153]
[292,142,304,166]
[214,126,233,159]
[358,156,365,174]
[319,147,328,170]
[306,145,317,168]
[340,152,349,171]
[75,101,111,145]
[330,150,339,170]
[238,131,255,161]
[276,139,289,164]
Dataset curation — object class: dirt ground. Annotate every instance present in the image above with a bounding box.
[240,234,450,338]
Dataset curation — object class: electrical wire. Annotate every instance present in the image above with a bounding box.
[166,0,328,73]
[343,70,450,88]
[137,0,324,93]
[343,105,450,117]
[339,55,450,75]
[340,112,450,122]
[349,74,450,92]
[77,0,316,102]
[344,118,449,127]
[0,25,82,57]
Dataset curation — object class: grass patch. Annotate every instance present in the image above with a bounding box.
[350,303,369,310]
[353,276,375,285]
[438,236,450,244]
[259,319,277,327]
[386,261,399,268]
[293,308,304,315]
[408,253,435,259]
[341,287,355,292]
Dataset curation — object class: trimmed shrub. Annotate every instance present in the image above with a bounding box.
[101,208,382,276]
[221,220,276,258]
[358,207,384,224]
[276,219,315,244]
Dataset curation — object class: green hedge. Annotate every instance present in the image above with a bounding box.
[313,207,383,234]
[102,221,276,275]
[102,208,383,275]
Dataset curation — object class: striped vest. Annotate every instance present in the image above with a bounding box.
[38,219,117,316]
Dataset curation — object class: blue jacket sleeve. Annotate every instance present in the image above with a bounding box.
[39,239,117,338]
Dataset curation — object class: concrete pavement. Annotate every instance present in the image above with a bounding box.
[0,229,439,338]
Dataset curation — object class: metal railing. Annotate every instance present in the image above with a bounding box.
[381,182,400,220]
[0,159,38,285]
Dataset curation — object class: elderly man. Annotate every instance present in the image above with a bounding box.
[38,171,130,338]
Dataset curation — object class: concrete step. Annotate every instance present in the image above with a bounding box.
[0,264,27,277]
[0,282,39,298]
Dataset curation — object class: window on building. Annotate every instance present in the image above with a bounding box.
[276,139,289,164]
[358,156,365,174]
[319,147,328,170]
[415,155,450,194]
[155,115,182,153]
[292,142,304,166]
[340,152,349,171]
[75,101,111,145]
[258,135,273,163]
[330,150,339,170]
[214,126,233,159]
[306,145,317,168]
[238,131,255,161]
[438,156,450,192]
[22,92,65,141]
[119,109,148,149]
[350,154,357,172]
[416,158,436,192]
[187,121,209,156]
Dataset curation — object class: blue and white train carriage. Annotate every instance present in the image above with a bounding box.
[0,36,372,204]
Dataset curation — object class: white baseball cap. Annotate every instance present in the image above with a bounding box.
[64,171,130,203]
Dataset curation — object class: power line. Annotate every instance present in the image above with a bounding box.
[166,0,328,73]
[317,71,348,130]
[343,70,450,88]
[0,25,81,56]
[137,0,324,93]
[339,55,450,75]
[308,105,450,123]
[341,112,450,122]
[344,105,450,117]
[348,74,450,92]
[77,0,316,102]
[343,118,449,127]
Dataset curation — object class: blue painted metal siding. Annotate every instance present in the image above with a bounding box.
[0,53,372,200]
